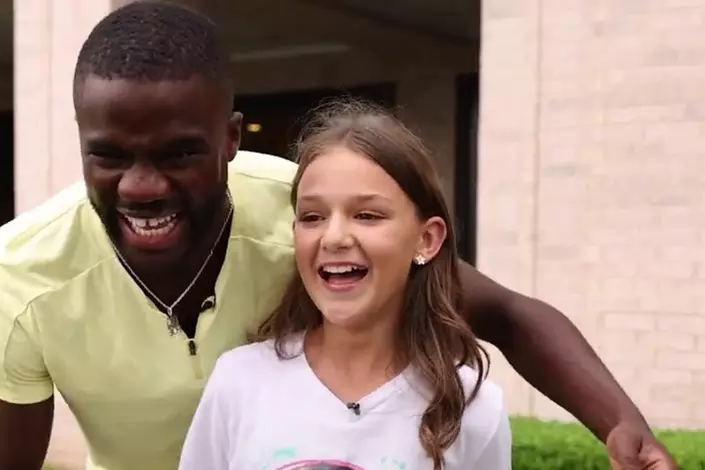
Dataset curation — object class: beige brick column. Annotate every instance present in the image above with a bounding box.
[479,0,705,429]
[14,0,115,215]
[476,0,540,418]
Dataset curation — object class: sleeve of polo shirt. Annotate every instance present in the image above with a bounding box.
[0,305,54,404]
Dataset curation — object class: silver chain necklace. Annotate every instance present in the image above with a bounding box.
[112,193,233,336]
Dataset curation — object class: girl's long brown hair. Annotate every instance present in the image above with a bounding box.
[254,98,489,470]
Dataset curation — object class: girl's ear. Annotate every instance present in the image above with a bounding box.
[413,216,446,264]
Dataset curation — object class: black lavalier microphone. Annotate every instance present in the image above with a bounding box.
[346,402,361,416]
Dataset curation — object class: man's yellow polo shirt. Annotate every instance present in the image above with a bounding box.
[0,151,297,470]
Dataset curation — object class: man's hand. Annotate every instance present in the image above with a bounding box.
[606,421,678,470]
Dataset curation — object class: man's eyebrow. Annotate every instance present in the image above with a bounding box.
[162,135,210,150]
[84,137,124,152]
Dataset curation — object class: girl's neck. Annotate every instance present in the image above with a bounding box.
[304,318,407,403]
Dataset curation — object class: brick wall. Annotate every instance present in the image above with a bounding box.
[479,0,705,429]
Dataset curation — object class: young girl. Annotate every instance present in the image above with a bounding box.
[179,99,512,470]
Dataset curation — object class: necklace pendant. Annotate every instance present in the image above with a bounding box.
[166,314,181,336]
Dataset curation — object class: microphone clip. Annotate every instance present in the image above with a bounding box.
[346,402,361,416]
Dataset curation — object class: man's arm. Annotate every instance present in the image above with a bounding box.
[0,398,53,470]
[0,296,55,470]
[458,261,643,442]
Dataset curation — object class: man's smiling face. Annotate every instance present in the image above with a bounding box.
[76,74,240,274]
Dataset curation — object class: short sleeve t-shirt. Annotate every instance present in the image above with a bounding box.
[179,338,513,470]
[0,151,298,470]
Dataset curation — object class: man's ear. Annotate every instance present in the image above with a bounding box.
[226,111,243,162]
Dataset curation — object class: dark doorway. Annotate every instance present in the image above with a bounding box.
[454,74,479,265]
[0,110,13,225]
[234,84,396,159]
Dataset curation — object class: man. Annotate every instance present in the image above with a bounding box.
[0,2,676,470]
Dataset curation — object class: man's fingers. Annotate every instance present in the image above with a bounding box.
[606,424,643,470]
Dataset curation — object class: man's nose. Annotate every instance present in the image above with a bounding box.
[117,163,170,203]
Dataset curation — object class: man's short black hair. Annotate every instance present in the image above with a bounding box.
[73,0,231,106]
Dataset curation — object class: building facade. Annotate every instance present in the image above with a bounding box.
[9,0,705,467]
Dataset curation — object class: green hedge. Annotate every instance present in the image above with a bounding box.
[512,417,705,470]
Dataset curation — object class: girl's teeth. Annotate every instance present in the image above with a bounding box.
[323,265,363,274]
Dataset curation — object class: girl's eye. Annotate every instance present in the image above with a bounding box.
[357,212,382,220]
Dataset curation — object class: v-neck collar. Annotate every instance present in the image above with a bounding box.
[289,334,412,421]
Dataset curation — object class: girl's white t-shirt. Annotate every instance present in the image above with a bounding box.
[179,337,512,470]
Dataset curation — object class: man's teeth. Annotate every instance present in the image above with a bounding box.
[124,214,178,236]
